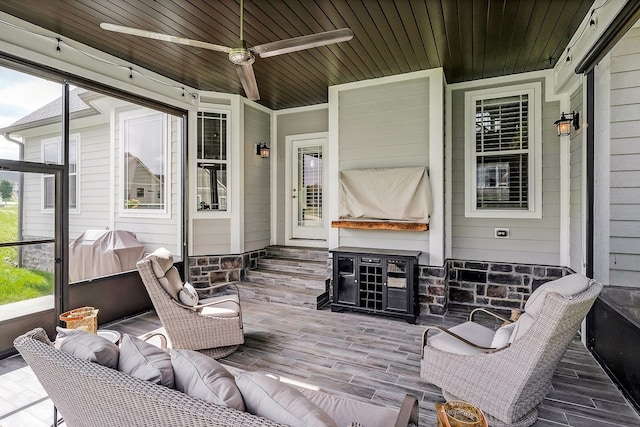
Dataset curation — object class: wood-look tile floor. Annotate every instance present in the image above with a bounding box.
[1,299,639,426]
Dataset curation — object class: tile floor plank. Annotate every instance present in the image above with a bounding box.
[1,299,639,427]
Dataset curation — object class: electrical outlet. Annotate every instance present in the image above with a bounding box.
[495,228,510,238]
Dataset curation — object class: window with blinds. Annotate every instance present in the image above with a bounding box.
[465,83,541,218]
[475,94,529,209]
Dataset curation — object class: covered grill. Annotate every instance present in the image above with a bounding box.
[69,230,145,282]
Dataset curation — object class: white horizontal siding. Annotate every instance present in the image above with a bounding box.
[275,108,328,245]
[244,105,271,252]
[609,26,640,287]
[450,78,561,264]
[192,218,231,255]
[569,85,584,273]
[337,76,430,257]
[70,124,110,239]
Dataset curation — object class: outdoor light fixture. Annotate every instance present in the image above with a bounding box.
[256,142,270,158]
[554,111,580,136]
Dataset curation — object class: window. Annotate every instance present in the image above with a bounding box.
[120,110,167,213]
[197,111,228,211]
[42,135,79,210]
[465,83,542,218]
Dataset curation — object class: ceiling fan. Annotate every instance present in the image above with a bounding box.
[100,0,353,101]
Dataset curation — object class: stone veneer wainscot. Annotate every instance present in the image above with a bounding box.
[188,249,266,296]
[447,260,574,311]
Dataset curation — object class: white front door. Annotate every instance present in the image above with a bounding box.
[286,133,327,242]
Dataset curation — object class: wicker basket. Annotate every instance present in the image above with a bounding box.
[436,400,486,427]
[59,307,99,333]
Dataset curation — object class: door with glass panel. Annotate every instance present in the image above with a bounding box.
[288,135,327,241]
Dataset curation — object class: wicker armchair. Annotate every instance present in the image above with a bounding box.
[420,274,602,427]
[136,248,244,359]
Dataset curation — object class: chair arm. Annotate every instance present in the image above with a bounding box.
[394,394,419,427]
[171,297,241,311]
[469,307,511,324]
[421,325,508,357]
[139,331,167,349]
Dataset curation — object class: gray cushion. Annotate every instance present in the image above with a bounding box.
[158,266,184,301]
[200,294,240,318]
[298,387,398,427]
[179,282,199,306]
[147,247,174,277]
[427,321,494,355]
[118,334,173,388]
[171,349,245,411]
[54,327,119,369]
[235,372,337,427]
[525,274,590,318]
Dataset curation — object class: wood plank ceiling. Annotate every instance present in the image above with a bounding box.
[0,0,594,110]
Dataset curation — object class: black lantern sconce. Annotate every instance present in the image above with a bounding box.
[554,111,580,137]
[256,142,270,159]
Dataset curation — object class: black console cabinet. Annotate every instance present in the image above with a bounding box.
[330,247,420,323]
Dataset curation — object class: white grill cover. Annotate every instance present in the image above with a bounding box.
[338,166,432,223]
[69,230,146,282]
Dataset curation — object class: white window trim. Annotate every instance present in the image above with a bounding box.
[41,134,80,214]
[193,107,231,218]
[464,82,542,219]
[118,109,171,219]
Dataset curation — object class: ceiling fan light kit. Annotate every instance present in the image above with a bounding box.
[100,0,353,102]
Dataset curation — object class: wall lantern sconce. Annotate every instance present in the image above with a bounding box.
[256,142,270,158]
[554,111,580,136]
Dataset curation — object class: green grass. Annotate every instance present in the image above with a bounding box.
[0,205,55,305]
[0,205,18,265]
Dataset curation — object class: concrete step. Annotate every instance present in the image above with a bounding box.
[257,256,328,276]
[266,245,328,262]
[245,268,328,292]
[242,245,331,310]
[238,280,329,310]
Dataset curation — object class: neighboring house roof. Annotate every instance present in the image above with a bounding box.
[0,87,99,134]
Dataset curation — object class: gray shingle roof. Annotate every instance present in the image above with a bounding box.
[0,87,98,134]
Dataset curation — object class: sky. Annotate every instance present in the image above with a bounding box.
[0,67,61,160]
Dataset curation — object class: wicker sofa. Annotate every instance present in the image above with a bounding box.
[15,328,418,427]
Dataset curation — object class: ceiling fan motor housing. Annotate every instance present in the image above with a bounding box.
[229,40,255,65]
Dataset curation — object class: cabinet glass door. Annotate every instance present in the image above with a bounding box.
[335,256,357,305]
[385,259,408,312]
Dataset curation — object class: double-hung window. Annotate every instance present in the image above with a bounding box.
[196,111,228,212]
[465,82,542,218]
[42,134,79,211]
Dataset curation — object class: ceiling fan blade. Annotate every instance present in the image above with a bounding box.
[252,28,354,58]
[236,64,260,101]
[100,23,232,53]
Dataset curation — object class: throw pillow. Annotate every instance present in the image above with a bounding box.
[298,387,398,427]
[118,334,174,388]
[54,327,119,369]
[490,322,517,348]
[171,349,245,411]
[509,312,537,343]
[235,371,337,427]
[179,282,199,306]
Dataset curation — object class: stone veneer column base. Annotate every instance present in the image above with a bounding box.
[188,249,266,296]
[447,260,574,311]
[417,259,574,319]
